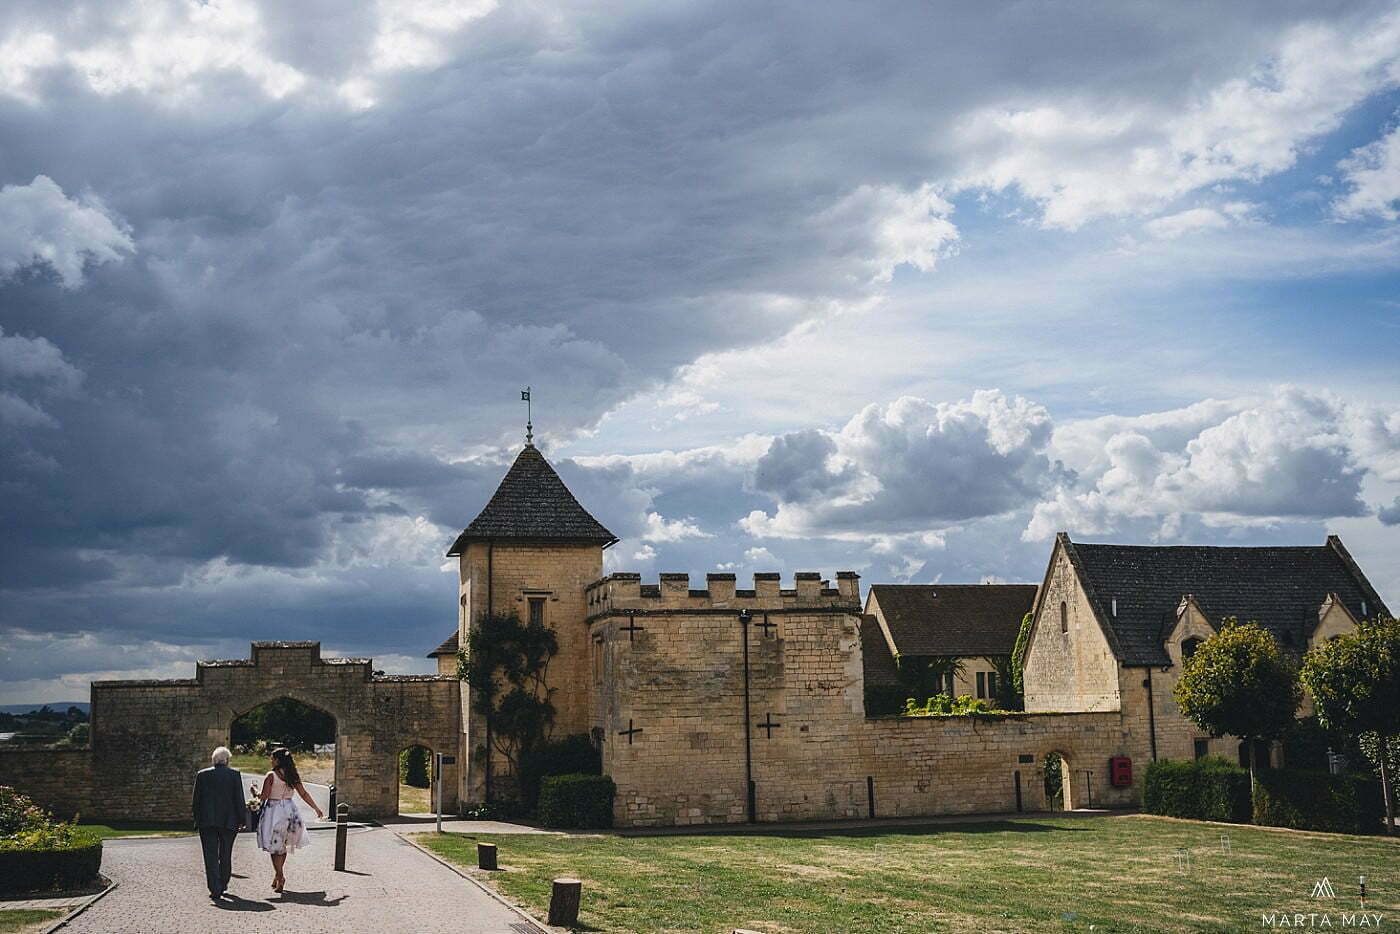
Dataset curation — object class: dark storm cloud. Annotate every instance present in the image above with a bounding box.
[1379,497,1400,526]
[2,0,1399,698]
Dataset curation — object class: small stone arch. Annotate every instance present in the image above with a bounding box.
[1042,749,1077,811]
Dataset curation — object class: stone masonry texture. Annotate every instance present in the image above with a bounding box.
[0,642,461,822]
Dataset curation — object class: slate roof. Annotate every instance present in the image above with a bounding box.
[446,445,617,555]
[427,630,459,658]
[1060,534,1391,666]
[858,614,900,688]
[868,584,1038,658]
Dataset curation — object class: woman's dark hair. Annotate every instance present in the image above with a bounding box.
[271,747,302,787]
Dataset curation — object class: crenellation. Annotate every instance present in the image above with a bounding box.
[584,571,863,618]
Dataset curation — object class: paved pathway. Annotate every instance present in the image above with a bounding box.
[60,828,539,933]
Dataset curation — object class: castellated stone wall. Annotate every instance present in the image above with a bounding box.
[590,575,1139,827]
[0,642,463,823]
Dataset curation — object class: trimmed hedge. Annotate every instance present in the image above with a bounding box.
[0,825,103,894]
[1142,758,1252,823]
[1253,768,1385,834]
[537,774,616,829]
[519,734,602,810]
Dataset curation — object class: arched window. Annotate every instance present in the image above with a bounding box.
[1060,602,1068,634]
[1181,637,1203,661]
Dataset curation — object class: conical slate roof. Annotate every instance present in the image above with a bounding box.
[446,445,617,555]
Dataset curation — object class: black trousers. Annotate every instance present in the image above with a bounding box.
[198,826,237,895]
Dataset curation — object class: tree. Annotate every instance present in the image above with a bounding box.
[399,746,431,788]
[457,612,559,801]
[1173,620,1302,795]
[230,696,336,750]
[1300,617,1400,834]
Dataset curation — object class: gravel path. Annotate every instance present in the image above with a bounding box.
[61,828,539,933]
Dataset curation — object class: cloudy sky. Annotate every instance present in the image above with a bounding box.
[2,0,1399,703]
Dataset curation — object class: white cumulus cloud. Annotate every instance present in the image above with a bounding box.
[0,177,133,288]
[1334,123,1400,221]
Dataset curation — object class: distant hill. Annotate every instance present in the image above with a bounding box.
[0,703,90,715]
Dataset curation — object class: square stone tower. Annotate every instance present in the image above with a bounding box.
[443,442,617,804]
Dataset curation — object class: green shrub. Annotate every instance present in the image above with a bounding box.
[0,786,49,835]
[399,746,431,788]
[1142,758,1252,823]
[1253,768,1385,834]
[537,774,616,829]
[0,824,102,894]
[519,733,601,810]
[902,694,1002,717]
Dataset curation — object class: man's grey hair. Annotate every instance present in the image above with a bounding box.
[211,746,232,765]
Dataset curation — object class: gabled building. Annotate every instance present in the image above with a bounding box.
[863,584,1038,703]
[1022,533,1390,765]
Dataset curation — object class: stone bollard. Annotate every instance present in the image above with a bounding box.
[477,842,498,871]
[547,877,582,927]
[334,802,349,871]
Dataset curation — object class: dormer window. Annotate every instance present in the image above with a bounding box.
[1181,637,1203,661]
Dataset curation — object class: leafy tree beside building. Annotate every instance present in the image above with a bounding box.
[1301,617,1400,834]
[1173,620,1302,795]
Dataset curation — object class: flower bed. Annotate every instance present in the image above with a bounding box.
[0,785,103,894]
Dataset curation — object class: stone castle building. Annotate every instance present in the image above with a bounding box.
[432,443,1390,825]
[1,440,1390,826]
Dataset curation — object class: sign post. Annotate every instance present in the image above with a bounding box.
[434,753,457,833]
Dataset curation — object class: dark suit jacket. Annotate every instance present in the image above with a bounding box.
[192,763,247,831]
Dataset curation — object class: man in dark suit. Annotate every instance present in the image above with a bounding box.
[192,746,247,899]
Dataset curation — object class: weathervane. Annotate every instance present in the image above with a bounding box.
[521,386,533,446]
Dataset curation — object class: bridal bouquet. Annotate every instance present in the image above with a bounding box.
[246,785,263,830]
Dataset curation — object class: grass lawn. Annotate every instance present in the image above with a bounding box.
[417,814,1399,933]
[79,821,190,840]
[399,783,433,815]
[0,909,64,934]
[230,752,335,785]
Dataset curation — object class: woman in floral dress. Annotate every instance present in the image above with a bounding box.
[255,747,323,892]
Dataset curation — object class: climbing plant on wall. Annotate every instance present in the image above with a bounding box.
[457,611,559,799]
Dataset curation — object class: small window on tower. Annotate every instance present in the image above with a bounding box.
[1060,602,1069,634]
[529,597,545,627]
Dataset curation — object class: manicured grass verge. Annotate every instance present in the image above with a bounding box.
[230,753,335,785]
[416,814,1399,933]
[0,909,64,934]
[79,822,189,840]
[398,783,432,815]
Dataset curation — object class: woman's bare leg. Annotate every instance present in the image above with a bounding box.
[272,853,286,890]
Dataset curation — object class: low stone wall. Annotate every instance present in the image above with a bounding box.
[0,747,95,820]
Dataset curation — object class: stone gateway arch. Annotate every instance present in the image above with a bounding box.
[5,642,460,822]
